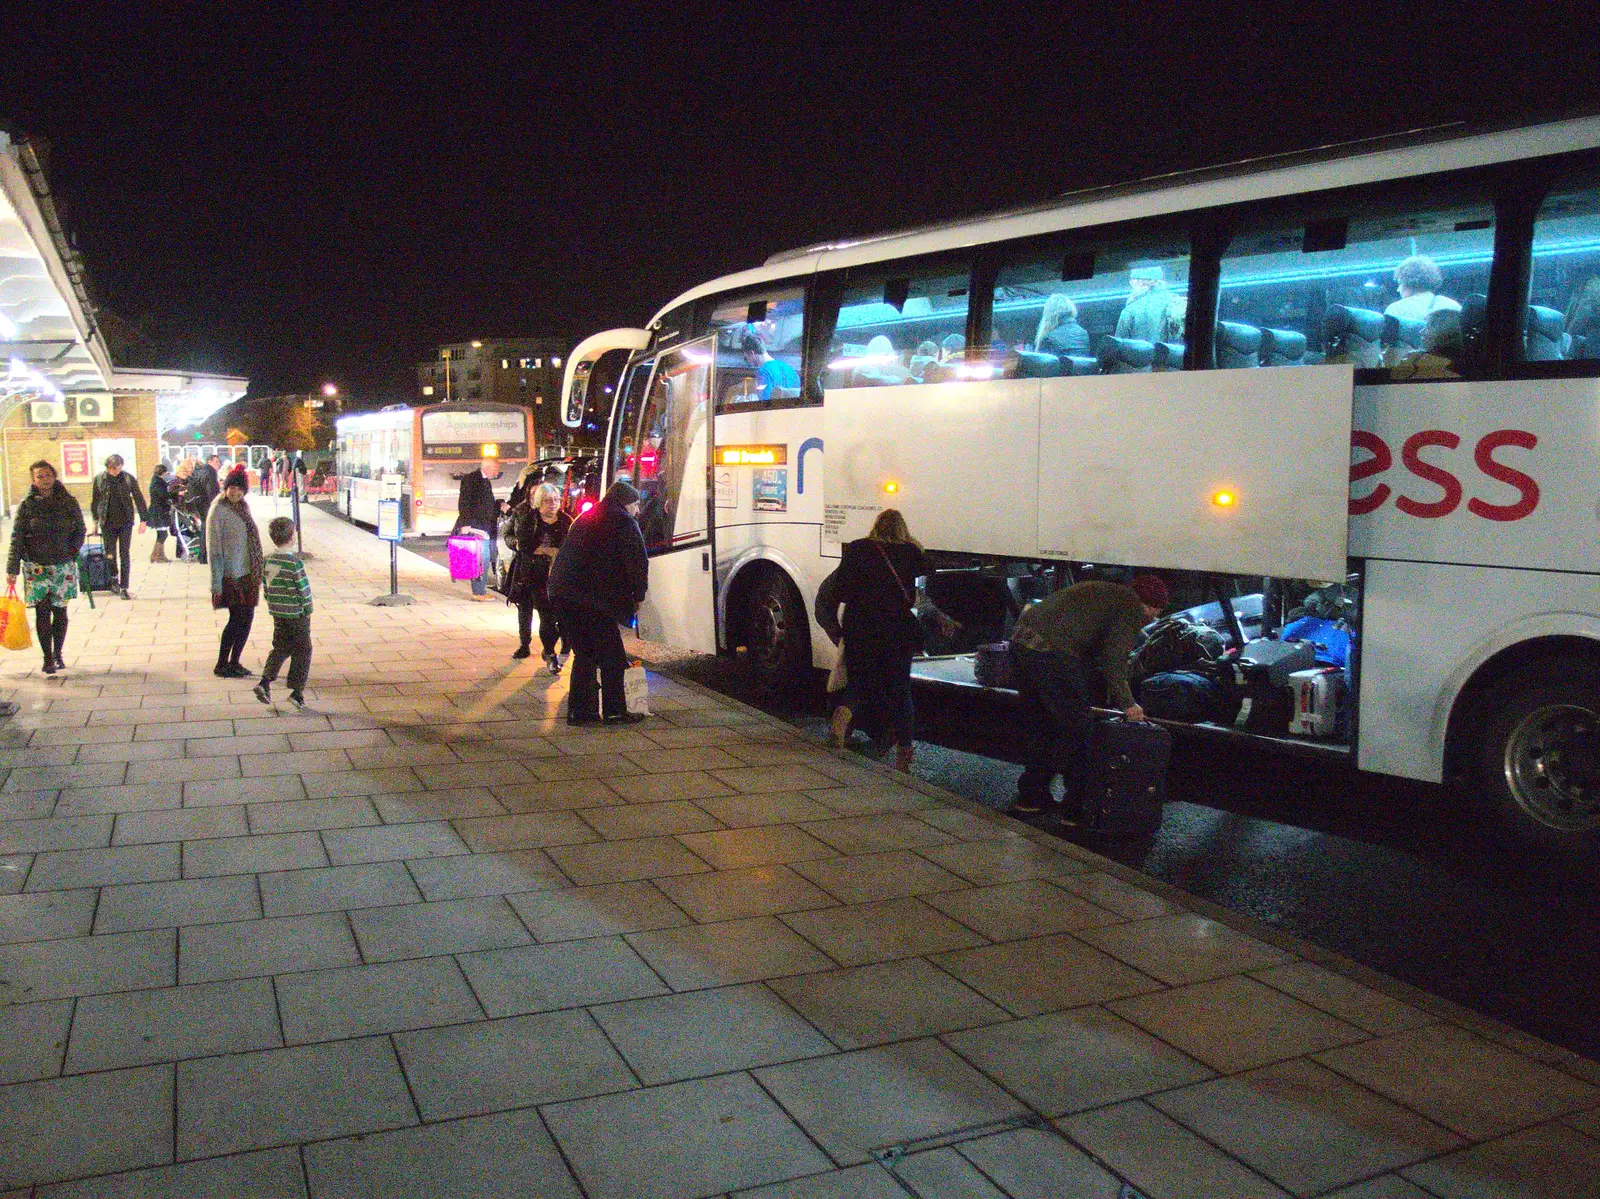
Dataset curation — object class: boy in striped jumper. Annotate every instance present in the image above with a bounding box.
[253,517,313,709]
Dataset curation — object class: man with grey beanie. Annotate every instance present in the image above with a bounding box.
[547,480,649,725]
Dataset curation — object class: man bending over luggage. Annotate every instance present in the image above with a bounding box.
[1010,573,1170,817]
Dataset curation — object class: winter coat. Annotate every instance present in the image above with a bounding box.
[91,470,149,530]
[206,494,263,603]
[547,496,648,626]
[505,505,572,605]
[187,464,220,515]
[148,473,174,526]
[452,469,501,537]
[7,482,87,575]
[830,537,926,658]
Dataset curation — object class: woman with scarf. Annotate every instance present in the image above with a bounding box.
[5,460,86,675]
[207,467,264,678]
[505,482,572,670]
[147,462,175,563]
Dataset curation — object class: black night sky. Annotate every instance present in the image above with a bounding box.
[9,3,1600,406]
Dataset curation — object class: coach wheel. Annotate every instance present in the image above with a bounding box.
[1475,662,1600,842]
[742,569,811,701]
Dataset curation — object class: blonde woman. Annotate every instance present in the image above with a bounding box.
[1034,293,1089,355]
[815,509,955,772]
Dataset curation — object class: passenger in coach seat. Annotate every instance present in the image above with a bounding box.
[1035,294,1091,355]
[1384,255,1461,322]
[855,335,912,386]
[740,332,801,401]
[1391,309,1464,379]
[1563,275,1600,356]
[1115,265,1174,343]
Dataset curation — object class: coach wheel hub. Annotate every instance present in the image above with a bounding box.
[1504,702,1600,832]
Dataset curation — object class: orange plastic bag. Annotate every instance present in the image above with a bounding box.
[0,585,32,652]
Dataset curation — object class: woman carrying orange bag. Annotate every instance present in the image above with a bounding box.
[5,460,86,675]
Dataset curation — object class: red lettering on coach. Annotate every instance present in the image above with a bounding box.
[1395,430,1463,519]
[1348,431,1392,516]
[1349,428,1542,522]
[1467,429,1541,522]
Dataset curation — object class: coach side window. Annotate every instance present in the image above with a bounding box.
[990,235,1190,376]
[706,288,806,409]
[1526,176,1600,361]
[1217,199,1494,378]
[821,260,972,388]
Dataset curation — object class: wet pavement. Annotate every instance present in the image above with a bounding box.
[670,658,1600,1066]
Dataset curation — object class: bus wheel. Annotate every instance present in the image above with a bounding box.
[742,569,810,701]
[1475,662,1600,844]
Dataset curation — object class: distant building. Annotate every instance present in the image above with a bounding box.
[417,338,591,455]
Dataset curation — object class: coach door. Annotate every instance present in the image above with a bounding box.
[631,338,718,653]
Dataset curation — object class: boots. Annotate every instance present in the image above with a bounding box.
[150,540,169,563]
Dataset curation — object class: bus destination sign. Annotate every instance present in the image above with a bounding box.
[714,444,787,467]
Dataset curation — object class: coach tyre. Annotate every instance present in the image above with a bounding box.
[1475,660,1600,842]
[742,568,810,700]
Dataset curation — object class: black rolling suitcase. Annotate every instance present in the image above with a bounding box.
[78,535,112,609]
[1079,717,1171,838]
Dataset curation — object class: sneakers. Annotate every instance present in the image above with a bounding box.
[543,652,561,675]
[469,594,492,603]
[512,645,532,660]
[827,705,853,749]
[221,663,251,679]
[288,691,306,710]
[253,681,271,705]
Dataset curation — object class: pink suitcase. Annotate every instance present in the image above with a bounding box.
[447,535,486,581]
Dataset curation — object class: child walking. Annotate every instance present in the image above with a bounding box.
[253,517,313,709]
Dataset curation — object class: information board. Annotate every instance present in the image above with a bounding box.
[377,498,402,541]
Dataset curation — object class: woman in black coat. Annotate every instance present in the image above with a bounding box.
[505,483,573,670]
[147,463,174,563]
[817,509,954,772]
[5,460,86,674]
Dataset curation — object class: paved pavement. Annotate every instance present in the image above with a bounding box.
[2,505,1599,1198]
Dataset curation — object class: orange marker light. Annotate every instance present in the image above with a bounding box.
[1211,489,1237,509]
[884,480,900,495]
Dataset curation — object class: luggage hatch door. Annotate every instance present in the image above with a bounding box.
[1035,364,1354,581]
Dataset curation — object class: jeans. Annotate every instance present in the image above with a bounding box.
[558,602,627,720]
[262,615,313,693]
[470,540,498,597]
[218,604,255,666]
[1012,646,1094,810]
[103,524,134,590]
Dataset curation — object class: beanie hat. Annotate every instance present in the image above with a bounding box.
[605,480,641,506]
[1129,573,1170,611]
[224,467,250,492]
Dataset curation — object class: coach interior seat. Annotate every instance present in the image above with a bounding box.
[1259,328,1306,367]
[1525,305,1571,360]
[1214,321,1262,368]
[1381,314,1425,366]
[1097,336,1155,373]
[1014,350,1064,378]
[1323,305,1385,368]
[1063,355,1099,375]
[908,354,938,380]
[1153,342,1186,371]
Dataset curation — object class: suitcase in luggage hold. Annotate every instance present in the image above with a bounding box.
[1238,637,1317,686]
[1080,718,1171,839]
[1289,667,1347,738]
[78,535,112,608]
[1235,661,1297,735]
[973,641,1014,689]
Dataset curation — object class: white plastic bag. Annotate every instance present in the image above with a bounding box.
[624,663,651,715]
[826,651,848,694]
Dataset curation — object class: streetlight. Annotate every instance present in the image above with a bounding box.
[321,382,338,398]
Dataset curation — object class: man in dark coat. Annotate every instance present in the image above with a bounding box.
[453,457,505,600]
[90,454,149,598]
[187,456,221,564]
[547,480,649,725]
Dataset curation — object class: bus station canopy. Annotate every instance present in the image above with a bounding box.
[0,132,111,402]
[0,131,247,432]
